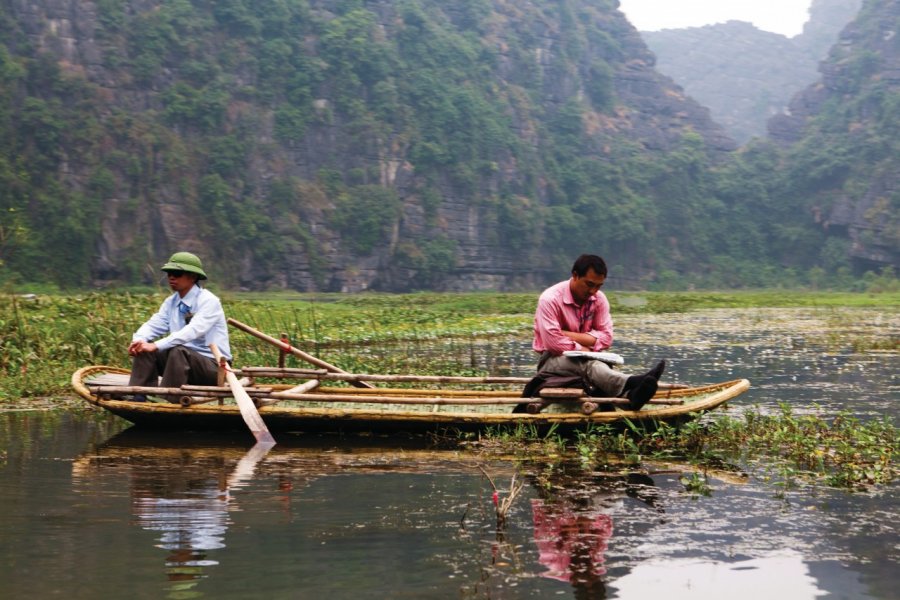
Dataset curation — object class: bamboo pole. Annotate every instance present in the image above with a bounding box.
[282,380,322,395]
[263,391,683,406]
[268,391,529,405]
[237,366,689,390]
[300,387,524,398]
[278,333,289,368]
[227,318,374,388]
[90,384,683,406]
[182,384,274,394]
[256,380,321,407]
[91,385,272,398]
[238,366,528,385]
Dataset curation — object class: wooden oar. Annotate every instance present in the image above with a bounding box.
[227,317,374,388]
[210,343,276,445]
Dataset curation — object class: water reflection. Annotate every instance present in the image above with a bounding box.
[531,496,612,595]
[77,430,672,598]
[73,433,274,598]
[140,443,274,596]
[609,551,828,599]
[524,471,662,599]
[135,485,228,592]
[63,425,888,599]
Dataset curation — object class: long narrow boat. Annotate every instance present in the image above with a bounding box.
[72,363,750,436]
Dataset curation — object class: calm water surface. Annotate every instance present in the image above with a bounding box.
[1,307,897,599]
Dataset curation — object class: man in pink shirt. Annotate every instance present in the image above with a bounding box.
[530,254,665,410]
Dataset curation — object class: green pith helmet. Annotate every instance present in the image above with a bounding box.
[161,251,208,280]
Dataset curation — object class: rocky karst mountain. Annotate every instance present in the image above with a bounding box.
[0,0,735,291]
[1,0,895,291]
[768,0,900,270]
[642,0,863,143]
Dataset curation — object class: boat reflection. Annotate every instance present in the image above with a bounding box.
[73,431,275,598]
[71,428,518,597]
[73,429,765,600]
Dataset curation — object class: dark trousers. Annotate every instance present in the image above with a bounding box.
[129,346,219,402]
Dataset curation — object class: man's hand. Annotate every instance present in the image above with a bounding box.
[128,340,158,356]
[562,330,599,350]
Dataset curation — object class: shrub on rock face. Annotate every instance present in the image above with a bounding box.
[330,185,402,255]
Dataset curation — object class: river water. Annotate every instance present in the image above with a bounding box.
[0,307,897,599]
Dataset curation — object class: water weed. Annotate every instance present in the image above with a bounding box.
[1,290,896,496]
[679,471,713,497]
[472,406,897,492]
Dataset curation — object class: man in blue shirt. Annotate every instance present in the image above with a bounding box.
[127,252,231,402]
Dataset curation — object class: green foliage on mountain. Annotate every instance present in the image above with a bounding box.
[766,0,900,274]
[0,0,896,292]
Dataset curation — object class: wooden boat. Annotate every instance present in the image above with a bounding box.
[72,364,750,437]
[72,318,749,438]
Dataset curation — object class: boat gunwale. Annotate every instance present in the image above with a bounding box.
[72,365,750,425]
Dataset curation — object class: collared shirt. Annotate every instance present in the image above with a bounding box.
[532,279,614,354]
[132,285,231,361]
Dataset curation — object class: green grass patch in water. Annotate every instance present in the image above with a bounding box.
[465,406,897,492]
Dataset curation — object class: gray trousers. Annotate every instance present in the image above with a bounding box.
[129,346,219,401]
[537,353,629,397]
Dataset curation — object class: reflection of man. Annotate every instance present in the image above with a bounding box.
[527,471,662,598]
[134,488,230,552]
[530,254,665,410]
[136,491,230,591]
[531,498,612,594]
[131,452,232,597]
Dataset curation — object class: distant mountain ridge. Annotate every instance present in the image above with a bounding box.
[642,0,863,143]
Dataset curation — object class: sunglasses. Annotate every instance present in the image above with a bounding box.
[165,270,188,278]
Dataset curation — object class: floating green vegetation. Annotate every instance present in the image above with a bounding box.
[465,406,897,492]
[612,289,900,313]
[1,289,897,402]
[713,406,897,490]
[0,291,535,401]
[2,290,896,495]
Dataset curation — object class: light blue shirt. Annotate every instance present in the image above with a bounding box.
[132,285,231,361]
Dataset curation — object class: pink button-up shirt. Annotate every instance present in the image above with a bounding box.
[532,279,614,354]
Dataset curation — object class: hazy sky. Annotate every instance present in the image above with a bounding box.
[617,0,813,37]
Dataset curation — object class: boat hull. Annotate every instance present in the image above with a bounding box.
[73,365,750,436]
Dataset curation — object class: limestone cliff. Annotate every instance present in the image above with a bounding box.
[769,0,900,270]
[0,0,735,291]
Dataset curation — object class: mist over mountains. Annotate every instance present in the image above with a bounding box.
[642,0,863,143]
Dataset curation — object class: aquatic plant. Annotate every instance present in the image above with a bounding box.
[477,465,525,530]
[709,406,896,490]
[679,471,713,496]
[470,406,897,492]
